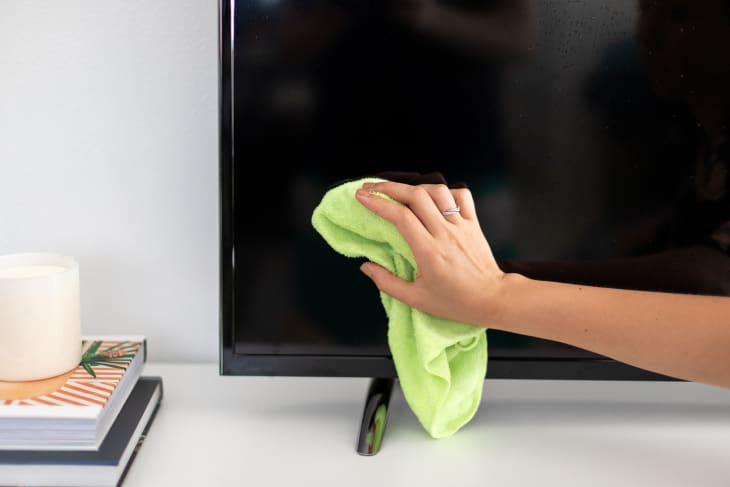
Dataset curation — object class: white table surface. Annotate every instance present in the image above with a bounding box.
[123,362,730,487]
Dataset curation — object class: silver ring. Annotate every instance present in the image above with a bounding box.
[441,206,460,216]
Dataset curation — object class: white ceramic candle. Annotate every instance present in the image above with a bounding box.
[0,254,81,382]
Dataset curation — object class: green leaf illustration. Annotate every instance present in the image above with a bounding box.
[82,362,96,378]
[78,341,139,378]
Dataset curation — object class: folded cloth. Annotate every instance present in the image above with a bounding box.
[311,177,487,438]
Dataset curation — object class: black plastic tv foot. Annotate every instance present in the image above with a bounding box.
[356,377,394,455]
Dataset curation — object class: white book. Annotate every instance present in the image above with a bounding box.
[0,336,146,450]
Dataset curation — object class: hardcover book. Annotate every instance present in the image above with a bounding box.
[0,376,163,487]
[0,336,146,450]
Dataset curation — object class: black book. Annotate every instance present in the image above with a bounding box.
[0,376,163,487]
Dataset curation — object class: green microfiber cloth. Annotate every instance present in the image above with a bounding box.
[311,177,487,438]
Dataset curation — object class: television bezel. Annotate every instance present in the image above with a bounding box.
[218,0,677,381]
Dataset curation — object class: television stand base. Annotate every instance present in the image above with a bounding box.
[356,377,394,456]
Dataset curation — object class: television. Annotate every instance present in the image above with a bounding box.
[220,0,730,451]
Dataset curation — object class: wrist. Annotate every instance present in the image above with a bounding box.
[484,271,530,330]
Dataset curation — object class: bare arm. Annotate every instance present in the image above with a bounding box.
[354,181,730,389]
[493,274,730,388]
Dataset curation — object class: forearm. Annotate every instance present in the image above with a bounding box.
[491,274,730,388]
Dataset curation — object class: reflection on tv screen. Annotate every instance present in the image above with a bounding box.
[231,0,730,357]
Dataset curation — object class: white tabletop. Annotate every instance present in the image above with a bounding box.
[124,363,730,487]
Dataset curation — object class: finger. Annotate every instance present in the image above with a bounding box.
[360,181,446,235]
[451,188,477,220]
[360,262,421,308]
[355,188,434,258]
[419,184,460,221]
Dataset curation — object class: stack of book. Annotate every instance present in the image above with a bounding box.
[0,336,163,487]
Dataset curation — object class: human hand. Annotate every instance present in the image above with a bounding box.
[355,181,505,328]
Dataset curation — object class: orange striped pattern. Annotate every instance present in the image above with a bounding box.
[0,341,141,408]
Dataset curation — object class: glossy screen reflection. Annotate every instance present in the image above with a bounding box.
[232,0,730,358]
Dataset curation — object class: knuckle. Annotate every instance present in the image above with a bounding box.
[391,207,412,228]
[452,188,473,201]
[412,186,430,202]
[397,210,419,232]
[394,204,411,220]
[382,181,402,193]
[431,184,451,199]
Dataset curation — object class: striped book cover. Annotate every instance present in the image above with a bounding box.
[0,339,143,416]
[0,336,146,449]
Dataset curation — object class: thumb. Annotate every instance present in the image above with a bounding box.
[360,262,417,306]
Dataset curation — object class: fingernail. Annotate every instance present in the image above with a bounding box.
[360,263,373,277]
[355,189,370,199]
[362,182,375,189]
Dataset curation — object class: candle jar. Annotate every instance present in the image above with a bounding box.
[0,254,81,382]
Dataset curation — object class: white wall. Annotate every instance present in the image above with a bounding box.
[0,1,219,362]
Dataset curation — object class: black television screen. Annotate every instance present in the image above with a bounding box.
[220,0,730,379]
